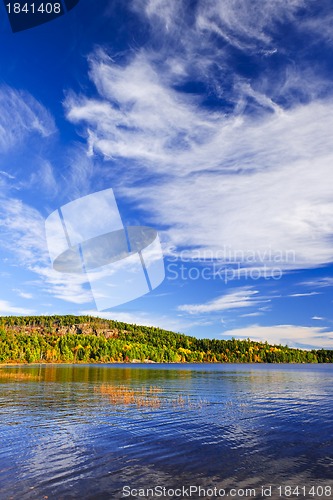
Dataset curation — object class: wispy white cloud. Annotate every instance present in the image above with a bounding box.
[0,83,96,309]
[300,8,333,45]
[27,161,59,197]
[0,171,15,180]
[300,278,333,288]
[130,0,333,109]
[0,195,93,307]
[221,324,333,349]
[31,266,93,305]
[62,145,104,199]
[0,299,35,315]
[240,311,263,318]
[0,86,56,152]
[133,0,333,56]
[66,51,216,168]
[178,287,261,314]
[193,0,303,51]
[66,49,333,272]
[13,289,33,300]
[288,292,321,297]
[0,196,48,265]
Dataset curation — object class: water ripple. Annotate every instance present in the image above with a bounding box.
[1,364,333,499]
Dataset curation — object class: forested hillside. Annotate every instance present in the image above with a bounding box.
[0,315,331,364]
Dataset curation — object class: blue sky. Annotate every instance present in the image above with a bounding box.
[0,0,333,349]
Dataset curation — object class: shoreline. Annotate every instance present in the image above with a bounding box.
[0,360,331,366]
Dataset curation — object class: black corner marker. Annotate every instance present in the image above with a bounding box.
[3,0,81,33]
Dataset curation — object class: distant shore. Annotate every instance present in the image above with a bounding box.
[1,315,331,364]
[0,360,331,366]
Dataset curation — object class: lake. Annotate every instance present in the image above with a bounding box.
[1,364,333,499]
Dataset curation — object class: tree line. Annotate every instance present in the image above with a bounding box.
[0,315,331,364]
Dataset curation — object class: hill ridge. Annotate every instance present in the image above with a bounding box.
[0,315,331,364]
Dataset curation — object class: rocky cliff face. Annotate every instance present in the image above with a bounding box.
[4,323,120,338]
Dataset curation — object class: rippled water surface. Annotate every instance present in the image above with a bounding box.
[1,364,333,499]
